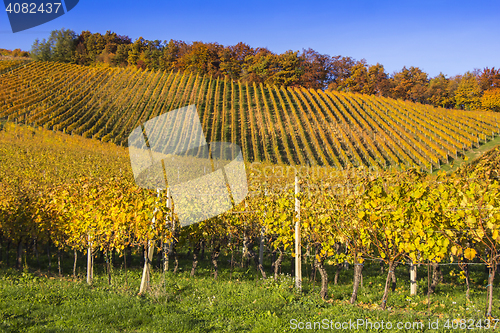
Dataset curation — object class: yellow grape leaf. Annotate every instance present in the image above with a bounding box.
[466,216,476,225]
[428,237,435,248]
[356,253,364,263]
[464,248,476,261]
[451,245,462,256]
[475,228,485,240]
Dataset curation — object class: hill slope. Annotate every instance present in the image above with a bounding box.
[1,60,500,171]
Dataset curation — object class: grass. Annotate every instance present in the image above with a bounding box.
[434,134,500,175]
[1,249,499,332]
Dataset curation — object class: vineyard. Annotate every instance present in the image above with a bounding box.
[3,58,500,327]
[1,61,500,172]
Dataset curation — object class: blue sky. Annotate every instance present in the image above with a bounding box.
[1,0,499,77]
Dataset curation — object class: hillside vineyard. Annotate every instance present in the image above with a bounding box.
[2,61,500,171]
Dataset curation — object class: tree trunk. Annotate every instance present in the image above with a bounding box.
[73,249,77,278]
[350,262,363,304]
[241,234,251,268]
[16,240,23,270]
[123,248,128,286]
[140,246,144,267]
[259,229,265,269]
[34,238,40,268]
[380,261,394,309]
[126,245,132,269]
[190,242,201,277]
[172,248,179,274]
[57,249,62,276]
[112,250,116,268]
[46,236,51,270]
[273,248,284,280]
[391,262,398,292]
[230,247,235,280]
[255,252,267,279]
[459,262,470,302]
[427,262,442,295]
[334,264,342,285]
[315,254,328,300]
[486,263,496,317]
[309,256,317,283]
[105,250,112,285]
[157,240,163,270]
[240,234,266,278]
[200,240,205,261]
[211,243,220,279]
[169,236,179,274]
[5,240,11,267]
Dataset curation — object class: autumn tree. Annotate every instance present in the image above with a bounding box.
[391,66,428,103]
[31,28,77,63]
[177,41,222,76]
[481,88,500,112]
[159,39,183,71]
[114,44,131,67]
[11,48,29,57]
[454,72,482,110]
[299,48,332,90]
[219,46,241,80]
[426,73,454,108]
[30,38,52,61]
[367,63,391,96]
[241,47,274,83]
[83,31,107,63]
[268,50,304,87]
[327,55,357,91]
[340,62,390,96]
[127,37,147,67]
[344,61,369,94]
[478,67,500,91]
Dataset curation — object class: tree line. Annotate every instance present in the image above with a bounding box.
[29,28,500,112]
[0,48,30,58]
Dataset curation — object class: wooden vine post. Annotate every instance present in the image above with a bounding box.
[295,174,302,291]
[163,188,173,272]
[259,226,265,267]
[139,189,159,294]
[410,261,417,295]
[86,237,93,285]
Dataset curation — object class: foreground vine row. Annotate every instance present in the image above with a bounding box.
[2,122,500,314]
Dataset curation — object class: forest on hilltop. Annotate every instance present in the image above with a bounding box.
[26,29,500,112]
